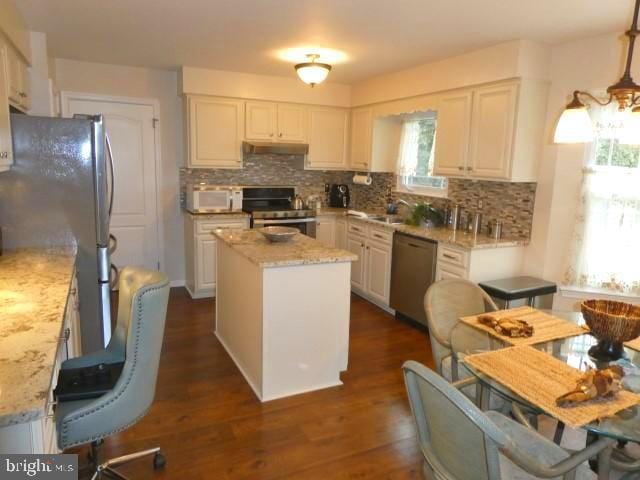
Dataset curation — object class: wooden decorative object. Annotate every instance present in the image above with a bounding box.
[581,299,640,361]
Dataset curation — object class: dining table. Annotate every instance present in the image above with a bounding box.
[451,310,640,477]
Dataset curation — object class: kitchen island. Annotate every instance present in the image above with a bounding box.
[213,229,357,401]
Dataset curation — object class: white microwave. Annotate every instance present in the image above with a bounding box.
[186,185,243,213]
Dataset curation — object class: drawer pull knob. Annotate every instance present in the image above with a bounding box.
[443,254,456,260]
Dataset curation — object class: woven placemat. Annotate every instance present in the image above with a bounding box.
[460,306,588,346]
[465,345,640,428]
[625,337,640,351]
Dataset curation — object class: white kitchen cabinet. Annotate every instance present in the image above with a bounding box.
[347,234,367,292]
[432,91,473,177]
[245,101,307,143]
[468,83,517,179]
[435,243,526,282]
[4,43,30,112]
[0,44,13,172]
[186,95,244,168]
[315,217,336,246]
[349,107,373,171]
[349,108,401,173]
[432,79,548,182]
[366,240,392,305]
[184,214,249,298]
[306,107,349,170]
[277,104,307,142]
[334,218,347,250]
[245,101,276,141]
[347,220,394,310]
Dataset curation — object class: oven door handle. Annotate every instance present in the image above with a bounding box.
[253,218,315,225]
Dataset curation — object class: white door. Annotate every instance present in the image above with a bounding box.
[468,83,517,180]
[433,92,473,177]
[366,241,391,305]
[63,95,160,273]
[347,235,366,291]
[277,104,306,142]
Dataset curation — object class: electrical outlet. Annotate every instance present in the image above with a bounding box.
[477,199,484,209]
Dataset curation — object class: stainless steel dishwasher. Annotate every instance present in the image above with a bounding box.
[390,233,438,326]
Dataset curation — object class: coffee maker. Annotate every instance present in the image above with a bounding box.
[329,184,350,208]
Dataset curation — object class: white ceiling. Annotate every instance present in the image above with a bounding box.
[17,0,636,84]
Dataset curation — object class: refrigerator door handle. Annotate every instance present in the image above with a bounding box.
[110,264,119,290]
[105,133,115,218]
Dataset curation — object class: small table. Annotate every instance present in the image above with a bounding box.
[451,313,640,444]
[479,276,557,308]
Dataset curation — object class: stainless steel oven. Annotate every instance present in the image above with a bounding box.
[252,217,316,237]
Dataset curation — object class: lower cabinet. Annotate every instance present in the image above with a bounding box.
[184,214,249,298]
[435,243,526,282]
[0,272,80,454]
[315,217,336,246]
[334,218,347,250]
[347,220,394,310]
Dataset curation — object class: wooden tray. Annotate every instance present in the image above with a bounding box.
[465,346,640,428]
[460,306,588,346]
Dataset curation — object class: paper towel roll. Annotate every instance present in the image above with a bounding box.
[352,174,372,186]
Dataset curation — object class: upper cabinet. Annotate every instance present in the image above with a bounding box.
[349,107,399,173]
[432,91,473,177]
[5,42,30,112]
[433,79,548,182]
[186,95,244,168]
[0,44,13,172]
[245,101,307,143]
[306,106,349,170]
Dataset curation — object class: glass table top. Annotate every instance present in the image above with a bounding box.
[451,310,640,443]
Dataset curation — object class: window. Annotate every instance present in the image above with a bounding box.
[396,114,447,196]
[563,104,640,296]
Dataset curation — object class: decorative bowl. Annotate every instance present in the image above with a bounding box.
[258,226,298,243]
[581,299,640,361]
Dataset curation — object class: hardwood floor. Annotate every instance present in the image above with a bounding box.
[72,288,435,479]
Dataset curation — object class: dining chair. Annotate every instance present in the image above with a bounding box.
[423,278,498,382]
[403,360,615,480]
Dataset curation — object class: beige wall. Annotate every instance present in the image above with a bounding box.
[351,39,550,106]
[54,58,185,283]
[0,0,31,62]
[181,66,352,107]
[525,31,640,307]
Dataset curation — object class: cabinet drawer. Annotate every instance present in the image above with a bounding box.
[437,245,469,268]
[347,222,367,237]
[196,220,246,234]
[436,262,468,280]
[368,227,392,245]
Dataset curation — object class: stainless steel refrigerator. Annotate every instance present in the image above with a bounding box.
[0,113,116,353]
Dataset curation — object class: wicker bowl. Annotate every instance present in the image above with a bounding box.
[581,299,640,343]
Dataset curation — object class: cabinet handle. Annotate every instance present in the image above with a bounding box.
[19,92,27,98]
[372,233,384,239]
[278,133,283,137]
[457,166,465,171]
[466,166,473,171]
[0,152,8,159]
[366,246,369,250]
[269,133,274,137]
[443,253,457,260]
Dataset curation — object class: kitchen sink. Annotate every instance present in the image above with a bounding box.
[366,215,404,225]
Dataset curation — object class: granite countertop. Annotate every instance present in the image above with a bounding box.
[315,208,528,250]
[0,248,76,427]
[213,229,357,268]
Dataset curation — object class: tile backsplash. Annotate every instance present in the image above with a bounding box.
[180,155,536,239]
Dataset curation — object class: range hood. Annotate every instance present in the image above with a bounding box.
[242,141,309,156]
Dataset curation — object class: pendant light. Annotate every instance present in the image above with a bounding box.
[554,0,640,144]
[295,54,332,87]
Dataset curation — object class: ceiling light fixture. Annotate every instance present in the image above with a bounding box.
[554,0,640,144]
[295,54,331,87]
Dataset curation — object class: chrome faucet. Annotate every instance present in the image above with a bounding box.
[396,199,415,210]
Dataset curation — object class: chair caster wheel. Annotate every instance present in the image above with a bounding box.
[153,452,166,470]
